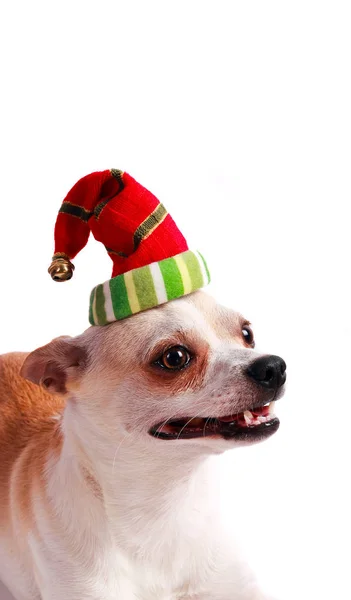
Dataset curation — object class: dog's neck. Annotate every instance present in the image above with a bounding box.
[53,398,222,552]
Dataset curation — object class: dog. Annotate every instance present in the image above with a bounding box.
[0,290,286,600]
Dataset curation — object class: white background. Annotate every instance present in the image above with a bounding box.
[0,1,350,599]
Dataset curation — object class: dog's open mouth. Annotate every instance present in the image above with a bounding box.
[149,401,279,441]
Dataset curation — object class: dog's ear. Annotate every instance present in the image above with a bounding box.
[20,336,87,394]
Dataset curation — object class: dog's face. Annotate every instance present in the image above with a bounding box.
[22,291,286,455]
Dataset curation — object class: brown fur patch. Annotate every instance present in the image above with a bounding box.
[145,334,210,395]
[0,353,64,527]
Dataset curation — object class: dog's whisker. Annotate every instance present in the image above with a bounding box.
[154,414,180,438]
[154,401,215,440]
[202,417,211,437]
[176,413,203,440]
[112,433,129,474]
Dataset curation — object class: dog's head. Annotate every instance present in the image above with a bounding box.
[21,291,286,454]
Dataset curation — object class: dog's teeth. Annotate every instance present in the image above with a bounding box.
[243,410,253,425]
[268,401,276,414]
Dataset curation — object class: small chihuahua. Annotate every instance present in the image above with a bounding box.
[0,291,285,600]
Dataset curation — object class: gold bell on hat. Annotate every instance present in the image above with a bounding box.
[48,253,75,281]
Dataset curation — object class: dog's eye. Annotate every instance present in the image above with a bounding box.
[242,325,255,347]
[157,346,191,370]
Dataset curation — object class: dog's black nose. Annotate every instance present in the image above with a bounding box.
[246,355,286,389]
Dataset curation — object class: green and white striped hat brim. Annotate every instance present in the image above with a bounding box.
[89,250,210,326]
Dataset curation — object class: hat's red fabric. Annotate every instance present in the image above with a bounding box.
[53,169,188,278]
